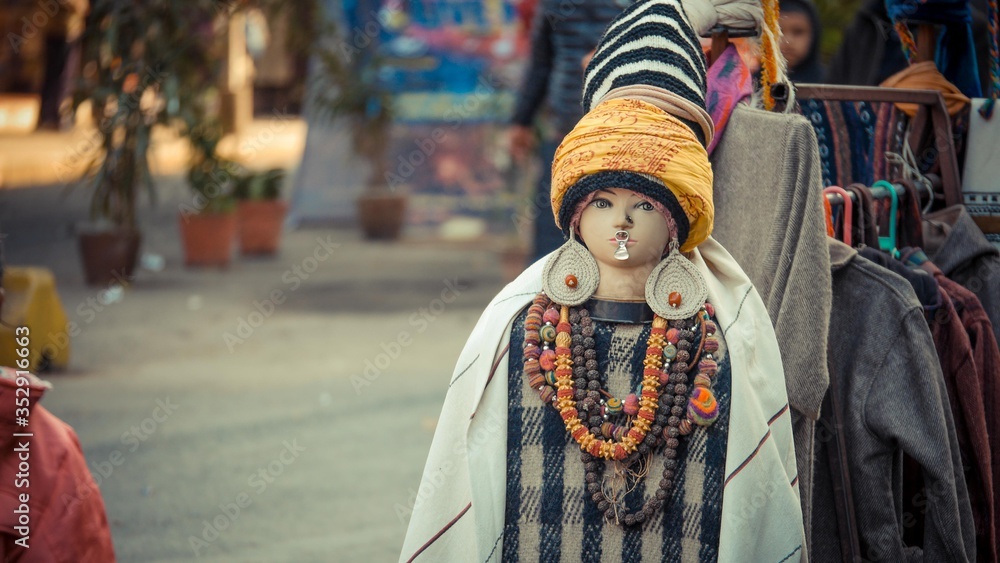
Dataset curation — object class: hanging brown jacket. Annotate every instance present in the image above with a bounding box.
[918,281,995,562]
[922,260,1000,562]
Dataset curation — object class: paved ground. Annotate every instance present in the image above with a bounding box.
[0,178,510,562]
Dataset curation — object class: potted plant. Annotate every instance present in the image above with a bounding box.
[72,0,235,283]
[71,0,165,286]
[178,120,239,267]
[312,19,405,240]
[233,167,288,255]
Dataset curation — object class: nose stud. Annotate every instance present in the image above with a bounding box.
[614,230,630,260]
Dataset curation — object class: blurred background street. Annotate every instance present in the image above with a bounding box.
[2,168,507,561]
[0,0,525,558]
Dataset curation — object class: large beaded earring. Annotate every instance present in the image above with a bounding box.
[644,239,708,320]
[542,233,600,306]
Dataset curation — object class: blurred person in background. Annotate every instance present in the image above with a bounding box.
[0,246,116,561]
[826,0,992,93]
[778,0,823,83]
[825,0,912,86]
[508,0,630,262]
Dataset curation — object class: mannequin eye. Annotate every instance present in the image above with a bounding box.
[636,201,655,211]
[591,198,611,209]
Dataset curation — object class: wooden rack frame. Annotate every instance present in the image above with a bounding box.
[794,84,963,209]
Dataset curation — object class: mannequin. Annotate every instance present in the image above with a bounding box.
[400,0,805,560]
[503,182,734,559]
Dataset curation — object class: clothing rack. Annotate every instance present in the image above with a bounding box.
[824,182,909,208]
[795,85,962,209]
[703,25,758,66]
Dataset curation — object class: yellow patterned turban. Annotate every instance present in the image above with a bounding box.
[551,98,714,253]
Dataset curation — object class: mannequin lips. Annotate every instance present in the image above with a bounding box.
[609,238,637,246]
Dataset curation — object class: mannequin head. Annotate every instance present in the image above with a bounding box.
[550,101,713,255]
[575,188,673,271]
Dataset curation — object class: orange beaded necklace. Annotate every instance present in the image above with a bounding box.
[521,292,723,526]
[522,295,668,461]
[554,305,667,461]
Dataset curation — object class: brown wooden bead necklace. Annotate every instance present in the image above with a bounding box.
[522,292,721,526]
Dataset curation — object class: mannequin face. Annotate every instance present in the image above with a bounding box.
[577,188,671,271]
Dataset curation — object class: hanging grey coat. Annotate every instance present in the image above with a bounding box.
[811,240,976,562]
[923,205,1000,344]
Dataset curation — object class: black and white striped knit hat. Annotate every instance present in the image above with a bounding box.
[581,0,715,146]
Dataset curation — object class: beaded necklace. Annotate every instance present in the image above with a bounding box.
[522,292,721,526]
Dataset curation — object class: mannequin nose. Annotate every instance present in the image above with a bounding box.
[615,211,632,229]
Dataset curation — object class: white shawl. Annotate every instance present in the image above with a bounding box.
[399,238,806,562]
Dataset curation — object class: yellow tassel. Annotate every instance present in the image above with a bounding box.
[761,0,781,110]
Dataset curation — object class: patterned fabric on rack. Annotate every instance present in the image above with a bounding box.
[963,98,1000,222]
[797,99,909,188]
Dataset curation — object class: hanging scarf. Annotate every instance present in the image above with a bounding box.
[880,60,971,116]
[706,44,754,155]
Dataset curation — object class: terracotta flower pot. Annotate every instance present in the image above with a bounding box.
[237,200,287,255]
[77,229,141,287]
[178,211,237,267]
[357,192,407,240]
